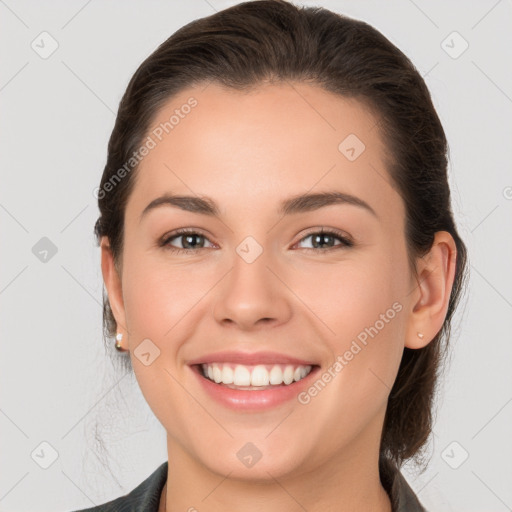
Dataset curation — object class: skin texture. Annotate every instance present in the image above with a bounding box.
[101,82,457,512]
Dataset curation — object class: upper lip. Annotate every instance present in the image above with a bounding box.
[187,351,317,366]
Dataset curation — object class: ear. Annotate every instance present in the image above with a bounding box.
[405,231,457,349]
[100,236,128,345]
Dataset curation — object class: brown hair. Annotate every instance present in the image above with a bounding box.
[94,0,468,473]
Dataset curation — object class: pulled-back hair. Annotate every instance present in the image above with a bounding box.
[94,0,468,474]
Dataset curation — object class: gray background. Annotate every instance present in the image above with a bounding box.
[1,1,511,511]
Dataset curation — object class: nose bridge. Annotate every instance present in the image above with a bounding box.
[230,233,277,302]
[213,233,291,328]
[231,236,273,292]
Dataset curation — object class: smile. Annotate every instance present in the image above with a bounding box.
[190,363,320,411]
[201,362,313,389]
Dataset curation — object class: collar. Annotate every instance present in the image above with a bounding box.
[380,456,428,512]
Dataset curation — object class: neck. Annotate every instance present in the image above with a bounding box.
[158,481,167,512]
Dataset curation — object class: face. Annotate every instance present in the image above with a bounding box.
[105,82,420,481]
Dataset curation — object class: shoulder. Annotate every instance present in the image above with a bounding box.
[70,461,168,512]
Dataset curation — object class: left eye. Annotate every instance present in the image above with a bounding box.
[160,228,353,253]
[295,229,353,250]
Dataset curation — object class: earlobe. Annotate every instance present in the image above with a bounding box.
[100,237,128,339]
[405,231,457,349]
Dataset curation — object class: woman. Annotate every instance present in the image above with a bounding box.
[75,0,468,510]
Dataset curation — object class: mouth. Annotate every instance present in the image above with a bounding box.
[198,362,314,390]
[189,361,321,410]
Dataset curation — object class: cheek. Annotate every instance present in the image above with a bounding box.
[331,254,408,396]
[280,258,406,468]
[293,255,403,339]
[121,250,219,342]
[122,266,165,339]
[293,249,407,388]
[119,253,206,435]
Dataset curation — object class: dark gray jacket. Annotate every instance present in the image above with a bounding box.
[73,459,427,511]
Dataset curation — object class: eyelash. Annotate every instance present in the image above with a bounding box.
[159,227,354,254]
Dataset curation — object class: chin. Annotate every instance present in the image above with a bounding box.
[194,441,312,483]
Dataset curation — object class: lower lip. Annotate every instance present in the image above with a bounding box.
[190,364,320,411]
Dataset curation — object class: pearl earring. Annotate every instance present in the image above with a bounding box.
[417,332,424,339]
[115,332,125,351]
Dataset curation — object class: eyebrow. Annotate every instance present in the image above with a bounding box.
[139,191,378,222]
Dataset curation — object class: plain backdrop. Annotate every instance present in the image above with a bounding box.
[1,1,511,511]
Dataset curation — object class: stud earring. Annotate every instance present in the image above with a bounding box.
[115,332,127,351]
[417,332,424,339]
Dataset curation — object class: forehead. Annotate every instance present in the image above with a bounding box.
[127,81,403,228]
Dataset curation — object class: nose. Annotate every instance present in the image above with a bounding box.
[213,248,292,331]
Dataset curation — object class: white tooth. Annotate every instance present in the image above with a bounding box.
[269,365,284,385]
[283,365,294,385]
[221,365,234,384]
[233,365,251,386]
[204,363,312,386]
[212,364,222,383]
[301,365,311,379]
[251,365,270,386]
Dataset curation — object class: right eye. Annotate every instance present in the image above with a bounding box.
[160,229,215,253]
